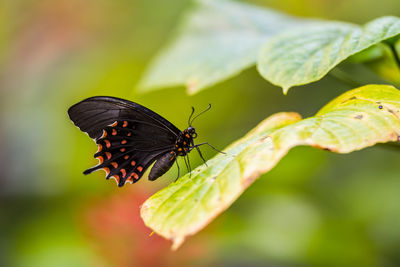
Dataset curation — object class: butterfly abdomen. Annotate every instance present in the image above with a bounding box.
[148,152,176,181]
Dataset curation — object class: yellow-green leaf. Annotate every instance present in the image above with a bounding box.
[141,85,400,249]
[258,16,400,93]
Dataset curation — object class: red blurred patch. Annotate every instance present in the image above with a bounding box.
[82,188,213,267]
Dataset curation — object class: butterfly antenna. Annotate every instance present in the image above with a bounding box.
[189,104,211,126]
[188,106,196,127]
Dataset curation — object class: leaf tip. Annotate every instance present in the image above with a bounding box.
[186,78,200,95]
[172,236,185,250]
[282,86,291,95]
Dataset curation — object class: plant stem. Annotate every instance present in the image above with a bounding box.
[389,43,400,71]
[329,67,364,88]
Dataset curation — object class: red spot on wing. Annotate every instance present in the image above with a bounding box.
[127,132,132,137]
[111,121,118,127]
[104,140,111,148]
[97,156,104,164]
[137,166,143,172]
[121,140,127,145]
[101,130,107,138]
[120,148,126,152]
[105,152,112,160]
[111,162,118,168]
[121,169,126,178]
[123,121,128,127]
[131,161,136,166]
[124,155,129,160]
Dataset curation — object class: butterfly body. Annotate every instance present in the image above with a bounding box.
[68,96,202,187]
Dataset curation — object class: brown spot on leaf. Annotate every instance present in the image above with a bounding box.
[343,96,357,103]
[354,114,363,120]
[258,136,271,143]
[312,144,338,152]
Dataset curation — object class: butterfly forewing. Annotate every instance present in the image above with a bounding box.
[68,96,180,140]
[68,97,181,186]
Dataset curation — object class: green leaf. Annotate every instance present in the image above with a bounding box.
[138,0,305,94]
[141,84,400,249]
[258,16,400,93]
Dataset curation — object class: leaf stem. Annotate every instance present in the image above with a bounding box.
[329,67,364,88]
[389,42,400,70]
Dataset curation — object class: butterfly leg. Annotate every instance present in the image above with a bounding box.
[186,155,192,177]
[195,146,208,167]
[183,156,192,178]
[174,159,180,182]
[194,142,226,154]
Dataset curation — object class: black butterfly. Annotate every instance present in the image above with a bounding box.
[68,96,222,187]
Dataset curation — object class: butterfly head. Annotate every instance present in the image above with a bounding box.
[187,126,197,138]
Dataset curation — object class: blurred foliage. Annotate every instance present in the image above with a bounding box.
[1,0,400,267]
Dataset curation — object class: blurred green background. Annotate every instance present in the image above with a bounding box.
[1,0,400,266]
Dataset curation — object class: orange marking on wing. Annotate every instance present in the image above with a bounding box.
[112,129,117,135]
[104,140,111,148]
[185,134,190,138]
[105,152,112,160]
[121,169,126,178]
[97,156,104,164]
[111,121,118,127]
[96,144,103,153]
[111,162,118,168]
[127,132,132,137]
[120,148,126,152]
[124,155,129,160]
[123,121,128,127]
[121,140,127,145]
[131,160,136,166]
[137,166,143,172]
[112,175,120,184]
[126,177,133,183]
[103,167,110,176]
[101,130,107,138]
[132,173,139,180]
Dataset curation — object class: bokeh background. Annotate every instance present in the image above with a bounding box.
[1,0,400,266]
